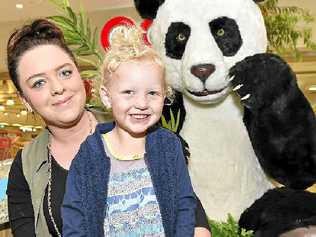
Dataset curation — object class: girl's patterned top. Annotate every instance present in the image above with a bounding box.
[102,135,165,237]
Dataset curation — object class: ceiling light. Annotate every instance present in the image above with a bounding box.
[0,105,4,111]
[309,86,316,91]
[20,125,33,132]
[6,99,15,106]
[21,110,27,116]
[16,3,23,9]
[16,114,21,118]
[12,123,22,127]
[4,112,8,116]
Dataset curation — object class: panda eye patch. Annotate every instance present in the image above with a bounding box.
[165,22,191,60]
[209,17,242,57]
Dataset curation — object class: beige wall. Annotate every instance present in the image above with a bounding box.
[0,6,140,72]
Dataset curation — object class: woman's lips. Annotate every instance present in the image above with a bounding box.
[53,96,72,106]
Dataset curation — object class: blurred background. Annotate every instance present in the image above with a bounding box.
[0,0,316,236]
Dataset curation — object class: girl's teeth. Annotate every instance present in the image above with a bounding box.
[132,114,148,119]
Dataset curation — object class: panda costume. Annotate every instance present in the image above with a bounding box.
[133,0,316,236]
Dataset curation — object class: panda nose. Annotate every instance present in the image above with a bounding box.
[191,64,216,82]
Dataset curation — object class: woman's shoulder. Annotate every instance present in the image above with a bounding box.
[9,150,23,174]
[22,129,49,155]
[20,129,49,171]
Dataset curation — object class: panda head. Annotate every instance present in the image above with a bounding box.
[134,0,267,104]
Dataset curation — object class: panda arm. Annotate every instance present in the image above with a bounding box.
[230,53,316,189]
[239,188,316,236]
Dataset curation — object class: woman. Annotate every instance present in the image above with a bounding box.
[6,19,211,237]
[6,19,98,237]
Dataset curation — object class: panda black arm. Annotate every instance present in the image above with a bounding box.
[230,53,316,189]
[239,187,316,237]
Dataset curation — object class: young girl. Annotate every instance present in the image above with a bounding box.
[62,26,196,236]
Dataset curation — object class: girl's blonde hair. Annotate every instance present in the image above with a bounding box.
[101,25,172,98]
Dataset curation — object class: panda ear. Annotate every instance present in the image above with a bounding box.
[134,0,165,19]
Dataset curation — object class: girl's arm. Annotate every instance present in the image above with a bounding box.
[195,196,212,237]
[62,153,86,237]
[195,227,212,237]
[174,138,196,237]
[7,150,36,237]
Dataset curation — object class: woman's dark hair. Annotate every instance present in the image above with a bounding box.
[7,19,77,93]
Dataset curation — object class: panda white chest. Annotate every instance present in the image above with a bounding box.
[181,94,273,220]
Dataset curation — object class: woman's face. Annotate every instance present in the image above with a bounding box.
[17,44,86,128]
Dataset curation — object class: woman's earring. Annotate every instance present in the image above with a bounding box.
[19,96,33,113]
[25,104,33,113]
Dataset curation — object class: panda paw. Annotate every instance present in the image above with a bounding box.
[229,53,294,110]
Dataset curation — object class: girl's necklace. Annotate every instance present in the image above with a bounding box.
[102,133,144,161]
[47,112,93,237]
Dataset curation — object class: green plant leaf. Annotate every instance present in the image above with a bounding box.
[62,31,81,42]
[86,18,91,41]
[48,16,76,32]
[78,10,85,35]
[209,214,254,237]
[77,56,98,67]
[74,44,89,53]
[49,0,64,11]
[160,115,170,130]
[92,27,98,50]
[80,70,99,79]
[63,0,70,8]
[169,109,175,130]
[66,6,77,25]
[175,109,180,132]
[259,0,316,58]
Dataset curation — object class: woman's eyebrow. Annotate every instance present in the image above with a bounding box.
[54,63,72,72]
[26,63,72,82]
[26,72,46,82]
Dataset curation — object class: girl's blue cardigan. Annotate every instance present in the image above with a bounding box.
[62,122,196,237]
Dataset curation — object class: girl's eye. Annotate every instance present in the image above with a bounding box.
[59,68,72,79]
[31,79,46,89]
[149,91,159,96]
[122,90,134,95]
